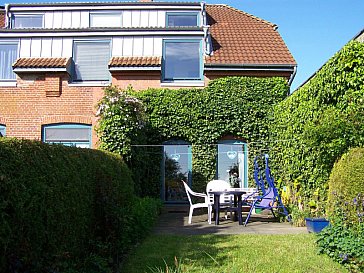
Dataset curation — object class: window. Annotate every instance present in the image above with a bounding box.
[162,40,202,81]
[162,140,192,202]
[166,12,199,27]
[0,125,6,137]
[73,40,111,82]
[43,124,91,148]
[217,139,248,188]
[12,14,43,28]
[0,43,18,80]
[90,12,122,27]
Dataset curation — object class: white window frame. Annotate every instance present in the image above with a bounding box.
[0,124,6,137]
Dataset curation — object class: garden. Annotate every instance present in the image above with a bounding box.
[0,40,363,272]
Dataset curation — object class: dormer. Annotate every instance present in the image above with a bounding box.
[5,2,206,29]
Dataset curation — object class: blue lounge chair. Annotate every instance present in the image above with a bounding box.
[244,154,291,226]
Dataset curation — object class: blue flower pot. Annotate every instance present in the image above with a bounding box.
[305,218,330,233]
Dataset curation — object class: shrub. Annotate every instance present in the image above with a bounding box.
[327,147,364,222]
[0,138,161,272]
[316,194,364,272]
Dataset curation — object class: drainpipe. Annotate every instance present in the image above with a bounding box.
[5,4,10,28]
[287,65,297,95]
[288,65,297,86]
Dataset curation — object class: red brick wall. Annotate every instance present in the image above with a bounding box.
[111,71,162,90]
[0,10,5,28]
[0,73,104,147]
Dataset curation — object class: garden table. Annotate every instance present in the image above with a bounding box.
[209,189,247,225]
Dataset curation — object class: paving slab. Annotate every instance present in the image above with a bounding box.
[153,205,307,235]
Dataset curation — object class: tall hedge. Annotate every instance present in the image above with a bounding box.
[96,77,289,194]
[270,41,364,209]
[0,138,161,272]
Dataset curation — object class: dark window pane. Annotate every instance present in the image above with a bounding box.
[168,14,198,27]
[164,42,200,80]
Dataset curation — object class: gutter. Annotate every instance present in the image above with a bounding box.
[205,63,296,72]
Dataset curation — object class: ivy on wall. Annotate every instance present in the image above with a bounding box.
[97,77,289,194]
[269,41,364,210]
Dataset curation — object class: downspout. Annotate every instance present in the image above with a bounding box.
[288,64,297,86]
[5,4,10,28]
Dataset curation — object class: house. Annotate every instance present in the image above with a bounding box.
[0,0,296,149]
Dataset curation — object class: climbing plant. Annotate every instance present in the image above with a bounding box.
[269,41,364,212]
[97,77,289,194]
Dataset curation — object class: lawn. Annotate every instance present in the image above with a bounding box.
[120,234,347,273]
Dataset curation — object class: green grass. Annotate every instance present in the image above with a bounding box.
[121,234,347,273]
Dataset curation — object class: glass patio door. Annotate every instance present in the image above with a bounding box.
[162,141,192,203]
[217,140,248,188]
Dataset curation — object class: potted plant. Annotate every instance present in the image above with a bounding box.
[305,200,330,233]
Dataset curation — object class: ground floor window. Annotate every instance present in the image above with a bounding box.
[42,123,91,148]
[217,139,248,188]
[162,140,192,203]
[0,125,5,137]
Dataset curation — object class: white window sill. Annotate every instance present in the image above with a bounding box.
[0,81,17,87]
[161,81,205,87]
[68,81,110,87]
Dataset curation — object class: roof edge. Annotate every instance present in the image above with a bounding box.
[207,4,277,29]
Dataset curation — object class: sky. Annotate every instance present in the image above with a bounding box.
[206,0,364,90]
[1,0,363,90]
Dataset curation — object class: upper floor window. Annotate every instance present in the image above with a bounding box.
[90,12,122,27]
[12,14,44,29]
[0,42,18,81]
[42,124,91,148]
[162,39,202,82]
[166,12,199,27]
[73,40,111,82]
[0,125,6,137]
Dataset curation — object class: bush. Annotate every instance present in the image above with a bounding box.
[270,41,364,213]
[316,194,364,272]
[0,138,161,272]
[327,147,364,222]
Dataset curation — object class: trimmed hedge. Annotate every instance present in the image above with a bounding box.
[97,77,289,194]
[270,41,364,210]
[0,138,161,272]
[327,147,364,222]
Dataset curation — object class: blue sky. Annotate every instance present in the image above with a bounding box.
[206,0,364,90]
[1,0,363,90]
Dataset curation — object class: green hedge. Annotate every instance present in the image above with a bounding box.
[0,138,161,272]
[270,41,364,209]
[327,147,364,222]
[96,77,289,194]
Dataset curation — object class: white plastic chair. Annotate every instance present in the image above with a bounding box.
[182,181,212,224]
[206,180,233,222]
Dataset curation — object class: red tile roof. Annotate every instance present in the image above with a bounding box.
[13,57,70,68]
[109,56,161,67]
[0,9,5,29]
[205,5,296,66]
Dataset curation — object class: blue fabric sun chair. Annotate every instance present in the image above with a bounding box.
[244,154,291,226]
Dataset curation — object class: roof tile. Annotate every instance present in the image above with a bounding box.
[109,56,161,67]
[205,4,296,66]
[13,57,70,68]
